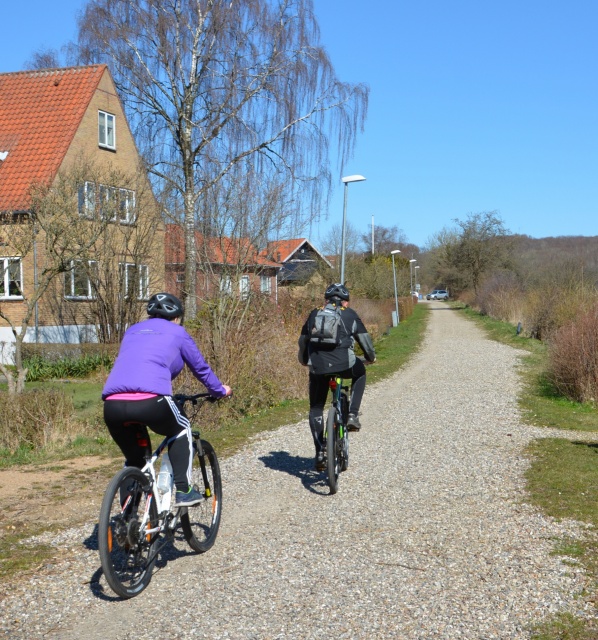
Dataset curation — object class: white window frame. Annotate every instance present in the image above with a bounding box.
[78,182,96,219]
[78,181,135,223]
[0,257,23,299]
[120,262,149,300]
[65,260,98,300]
[98,110,116,149]
[260,275,271,295]
[219,275,232,295]
[239,275,250,300]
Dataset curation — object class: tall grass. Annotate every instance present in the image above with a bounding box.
[0,389,80,453]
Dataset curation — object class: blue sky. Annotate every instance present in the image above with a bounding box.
[2,1,597,248]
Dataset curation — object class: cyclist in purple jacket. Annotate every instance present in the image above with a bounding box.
[102,292,232,507]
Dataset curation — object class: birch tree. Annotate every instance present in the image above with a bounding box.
[76,0,369,317]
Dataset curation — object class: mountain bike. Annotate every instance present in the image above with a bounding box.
[98,393,222,599]
[323,376,350,494]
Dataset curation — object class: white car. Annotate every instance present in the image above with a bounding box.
[427,290,449,300]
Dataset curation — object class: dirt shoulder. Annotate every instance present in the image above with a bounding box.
[0,456,119,552]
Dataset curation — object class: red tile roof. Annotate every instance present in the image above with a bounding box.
[0,65,107,211]
[262,238,332,267]
[262,238,307,262]
[165,224,279,268]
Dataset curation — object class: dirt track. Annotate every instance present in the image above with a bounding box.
[1,302,595,639]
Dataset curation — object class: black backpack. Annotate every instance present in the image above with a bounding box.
[309,303,344,346]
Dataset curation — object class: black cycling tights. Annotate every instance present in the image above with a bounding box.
[104,396,193,492]
[308,358,366,453]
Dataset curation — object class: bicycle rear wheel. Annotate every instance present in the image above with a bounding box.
[181,439,222,552]
[326,408,339,494]
[98,467,159,599]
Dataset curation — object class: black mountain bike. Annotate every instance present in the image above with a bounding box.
[323,376,350,494]
[98,393,222,598]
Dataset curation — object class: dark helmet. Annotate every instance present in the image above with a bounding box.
[324,283,350,302]
[147,292,184,319]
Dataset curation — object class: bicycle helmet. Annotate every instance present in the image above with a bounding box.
[147,292,184,319]
[324,283,350,302]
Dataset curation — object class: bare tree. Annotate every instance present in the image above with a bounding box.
[75,0,369,317]
[24,48,62,70]
[319,221,361,261]
[45,167,163,343]
[360,224,410,256]
[424,211,512,296]
[0,161,122,393]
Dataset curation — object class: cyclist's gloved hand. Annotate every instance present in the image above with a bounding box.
[222,384,233,397]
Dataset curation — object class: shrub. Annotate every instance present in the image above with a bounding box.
[24,352,115,381]
[352,297,409,338]
[548,303,598,404]
[476,272,524,324]
[0,389,79,453]
[179,294,307,428]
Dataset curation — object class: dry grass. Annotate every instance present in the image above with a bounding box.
[0,390,80,453]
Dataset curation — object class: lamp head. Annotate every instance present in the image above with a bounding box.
[341,175,366,184]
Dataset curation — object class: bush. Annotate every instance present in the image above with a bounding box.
[24,352,115,381]
[352,297,411,338]
[179,294,307,428]
[0,389,79,453]
[476,272,524,324]
[548,304,598,404]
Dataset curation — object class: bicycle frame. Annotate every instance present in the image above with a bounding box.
[126,394,214,543]
[328,377,349,427]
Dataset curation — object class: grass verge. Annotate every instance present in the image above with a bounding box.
[457,304,598,639]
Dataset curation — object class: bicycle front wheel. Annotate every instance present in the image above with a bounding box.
[98,467,159,599]
[181,439,222,553]
[326,408,339,494]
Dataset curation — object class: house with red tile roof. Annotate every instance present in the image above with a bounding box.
[261,238,332,286]
[0,65,164,353]
[165,224,280,301]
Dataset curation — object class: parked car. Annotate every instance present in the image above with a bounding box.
[426,289,449,300]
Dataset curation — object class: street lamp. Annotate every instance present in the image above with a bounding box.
[391,249,401,326]
[340,174,366,284]
[409,259,417,293]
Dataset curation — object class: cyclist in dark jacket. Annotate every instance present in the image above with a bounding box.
[102,292,232,507]
[298,283,376,470]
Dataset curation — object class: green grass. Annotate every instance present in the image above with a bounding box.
[458,305,598,639]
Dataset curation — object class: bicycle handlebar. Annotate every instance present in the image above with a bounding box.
[173,392,219,405]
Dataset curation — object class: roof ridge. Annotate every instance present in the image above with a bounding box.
[0,64,106,78]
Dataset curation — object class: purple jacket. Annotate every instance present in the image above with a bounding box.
[102,318,226,399]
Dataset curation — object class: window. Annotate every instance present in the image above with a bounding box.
[98,111,115,149]
[219,275,232,295]
[0,257,22,298]
[240,276,250,300]
[78,182,96,219]
[65,260,98,299]
[120,263,149,299]
[78,182,135,223]
[260,275,271,295]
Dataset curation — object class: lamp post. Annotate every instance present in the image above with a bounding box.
[340,174,366,284]
[391,249,401,326]
[409,259,417,293]
[414,265,420,296]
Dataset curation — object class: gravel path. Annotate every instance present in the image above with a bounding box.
[1,303,595,639]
